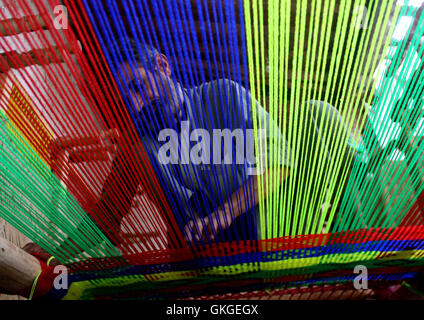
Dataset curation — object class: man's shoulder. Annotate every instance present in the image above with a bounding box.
[191,78,245,96]
[186,79,253,125]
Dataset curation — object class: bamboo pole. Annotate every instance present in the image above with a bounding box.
[0,236,41,296]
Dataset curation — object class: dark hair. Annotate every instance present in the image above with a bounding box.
[114,38,160,70]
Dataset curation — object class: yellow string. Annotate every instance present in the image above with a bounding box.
[28,256,55,299]
[46,256,55,266]
[28,270,42,300]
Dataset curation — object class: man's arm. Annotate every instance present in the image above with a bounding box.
[185,166,290,243]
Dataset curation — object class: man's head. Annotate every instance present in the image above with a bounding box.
[115,39,183,120]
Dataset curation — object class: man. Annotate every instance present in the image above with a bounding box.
[96,39,291,246]
[25,39,358,257]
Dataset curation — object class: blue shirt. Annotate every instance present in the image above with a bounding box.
[139,79,290,241]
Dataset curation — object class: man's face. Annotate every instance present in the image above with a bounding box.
[120,61,161,112]
[119,57,182,133]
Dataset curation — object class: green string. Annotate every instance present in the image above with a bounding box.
[0,115,120,264]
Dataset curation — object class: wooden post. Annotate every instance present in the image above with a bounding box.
[0,237,41,296]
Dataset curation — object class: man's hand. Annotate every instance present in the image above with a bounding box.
[184,209,233,243]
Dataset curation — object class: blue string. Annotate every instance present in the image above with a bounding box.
[169,0,235,244]
[124,0,205,246]
[143,0,221,246]
[165,0,250,272]
[112,0,208,247]
[196,0,243,244]
[184,0,236,244]
[214,0,248,242]
[148,0,220,246]
[225,0,255,242]
[236,0,257,243]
